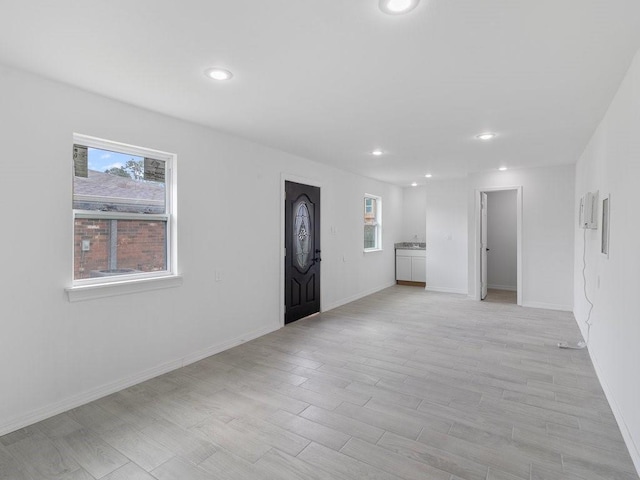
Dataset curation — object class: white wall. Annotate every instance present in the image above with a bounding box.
[401,185,427,243]
[468,166,575,310]
[487,190,517,290]
[0,64,403,434]
[425,179,469,294]
[423,165,574,307]
[574,47,640,473]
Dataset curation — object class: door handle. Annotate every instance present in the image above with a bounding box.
[313,249,322,264]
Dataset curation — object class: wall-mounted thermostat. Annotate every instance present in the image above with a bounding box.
[579,191,599,229]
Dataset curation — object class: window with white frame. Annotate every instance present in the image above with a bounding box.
[364,194,382,251]
[72,134,176,285]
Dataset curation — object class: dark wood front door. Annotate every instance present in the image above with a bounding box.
[285,181,321,324]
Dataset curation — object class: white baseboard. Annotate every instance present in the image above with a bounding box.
[521,301,573,312]
[584,340,640,476]
[487,284,517,291]
[426,286,468,295]
[0,323,279,437]
[322,281,396,312]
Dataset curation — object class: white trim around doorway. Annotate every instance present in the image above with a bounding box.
[472,186,523,306]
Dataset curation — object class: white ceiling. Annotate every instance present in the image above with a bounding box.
[1,0,639,186]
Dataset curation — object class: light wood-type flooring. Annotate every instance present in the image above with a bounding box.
[484,289,517,305]
[1,286,637,480]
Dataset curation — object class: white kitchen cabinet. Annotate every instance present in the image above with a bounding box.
[411,256,426,282]
[396,255,412,281]
[396,249,426,284]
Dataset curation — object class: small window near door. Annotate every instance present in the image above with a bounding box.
[364,194,382,251]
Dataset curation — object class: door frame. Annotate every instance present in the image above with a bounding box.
[473,186,523,306]
[481,192,488,300]
[280,173,323,327]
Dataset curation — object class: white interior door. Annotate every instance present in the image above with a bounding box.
[481,192,488,300]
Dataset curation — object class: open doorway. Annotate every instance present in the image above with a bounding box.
[475,186,522,306]
[485,190,517,303]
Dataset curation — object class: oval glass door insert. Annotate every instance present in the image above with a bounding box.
[293,200,313,270]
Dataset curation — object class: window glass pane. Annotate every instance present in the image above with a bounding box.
[74,219,167,280]
[364,197,373,214]
[73,146,165,214]
[364,198,376,218]
[364,225,377,249]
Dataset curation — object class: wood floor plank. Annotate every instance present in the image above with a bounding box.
[339,437,450,480]
[100,463,156,480]
[99,424,174,471]
[228,415,311,456]
[264,382,344,411]
[229,384,310,415]
[61,469,96,480]
[94,394,159,432]
[416,429,535,479]
[0,444,34,480]
[52,428,128,479]
[561,455,640,480]
[198,448,270,479]
[267,410,350,451]
[35,415,84,439]
[334,402,424,440]
[5,430,81,480]
[377,431,489,480]
[512,426,637,474]
[254,448,339,480]
[297,442,404,480]
[151,456,216,480]
[191,417,273,463]
[299,378,371,406]
[139,418,217,465]
[362,398,453,435]
[66,404,126,436]
[344,381,422,409]
[299,405,385,444]
[0,428,33,447]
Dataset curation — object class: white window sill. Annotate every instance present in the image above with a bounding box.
[363,248,383,253]
[66,275,183,302]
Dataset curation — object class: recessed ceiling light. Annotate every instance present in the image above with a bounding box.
[424,174,432,178]
[498,166,508,171]
[411,182,418,187]
[379,0,420,15]
[205,67,233,81]
[476,132,496,141]
[372,149,384,156]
